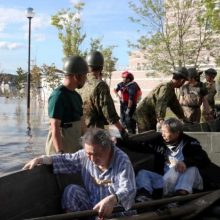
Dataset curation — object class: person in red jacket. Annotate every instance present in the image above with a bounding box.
[114,71,142,134]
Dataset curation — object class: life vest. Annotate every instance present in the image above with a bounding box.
[121,81,142,104]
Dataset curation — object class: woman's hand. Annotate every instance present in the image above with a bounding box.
[175,161,186,173]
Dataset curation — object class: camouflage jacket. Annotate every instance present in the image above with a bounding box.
[79,73,120,127]
[137,81,185,121]
[204,81,217,109]
[180,82,208,108]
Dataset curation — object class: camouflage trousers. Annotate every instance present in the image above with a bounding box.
[182,106,201,123]
[134,110,157,133]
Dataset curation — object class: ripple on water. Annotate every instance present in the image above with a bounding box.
[0,96,48,176]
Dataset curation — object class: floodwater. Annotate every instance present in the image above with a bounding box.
[0,96,49,176]
[0,94,119,177]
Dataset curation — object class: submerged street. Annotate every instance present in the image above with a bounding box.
[0,96,48,176]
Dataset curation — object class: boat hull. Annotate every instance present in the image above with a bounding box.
[1,130,220,220]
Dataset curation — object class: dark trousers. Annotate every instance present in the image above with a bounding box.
[120,102,136,134]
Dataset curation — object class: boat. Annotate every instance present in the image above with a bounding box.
[183,117,220,132]
[1,130,220,220]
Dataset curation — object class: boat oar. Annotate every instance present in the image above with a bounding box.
[110,190,220,220]
[127,190,209,210]
[182,189,220,219]
[26,191,209,220]
[110,206,196,220]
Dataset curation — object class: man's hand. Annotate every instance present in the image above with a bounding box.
[93,194,117,219]
[182,118,193,124]
[156,119,164,132]
[22,157,42,170]
[204,112,214,121]
[119,129,129,140]
[125,108,130,116]
[175,161,186,173]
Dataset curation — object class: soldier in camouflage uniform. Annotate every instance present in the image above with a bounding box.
[203,68,218,119]
[79,51,127,138]
[179,68,212,123]
[134,67,188,132]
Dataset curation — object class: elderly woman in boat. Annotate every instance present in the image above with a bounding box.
[117,117,220,201]
[23,128,136,219]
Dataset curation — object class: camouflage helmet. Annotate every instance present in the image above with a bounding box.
[205,68,217,77]
[86,51,104,68]
[172,67,188,79]
[187,67,198,79]
[63,55,88,75]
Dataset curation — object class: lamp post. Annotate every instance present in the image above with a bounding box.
[25,7,35,115]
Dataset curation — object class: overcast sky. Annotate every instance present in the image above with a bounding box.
[0,0,141,74]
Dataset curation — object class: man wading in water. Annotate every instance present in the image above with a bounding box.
[45,55,88,155]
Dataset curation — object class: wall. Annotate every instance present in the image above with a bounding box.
[187,132,220,166]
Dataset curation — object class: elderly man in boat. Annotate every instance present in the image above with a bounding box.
[23,128,136,219]
[117,117,220,201]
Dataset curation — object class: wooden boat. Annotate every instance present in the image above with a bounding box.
[1,130,220,220]
[183,118,220,132]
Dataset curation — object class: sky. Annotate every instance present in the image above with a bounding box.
[0,0,141,74]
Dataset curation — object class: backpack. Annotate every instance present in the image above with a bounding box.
[136,83,142,103]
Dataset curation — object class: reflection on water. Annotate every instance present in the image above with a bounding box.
[0,90,120,177]
[0,96,49,176]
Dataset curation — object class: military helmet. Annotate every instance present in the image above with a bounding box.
[205,68,217,77]
[63,55,88,75]
[187,67,198,79]
[86,51,104,68]
[122,71,134,81]
[172,67,188,79]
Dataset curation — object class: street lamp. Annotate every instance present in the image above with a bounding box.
[25,7,35,115]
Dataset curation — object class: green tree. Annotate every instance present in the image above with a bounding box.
[129,0,220,73]
[31,65,42,91]
[51,1,86,57]
[88,37,118,85]
[202,0,220,66]
[15,67,26,92]
[42,64,62,91]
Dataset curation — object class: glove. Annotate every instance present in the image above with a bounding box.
[156,122,161,132]
[125,108,130,115]
[182,118,193,124]
[119,129,129,140]
[156,119,164,132]
[204,112,214,121]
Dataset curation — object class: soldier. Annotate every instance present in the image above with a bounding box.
[203,68,218,119]
[45,55,88,155]
[179,67,212,123]
[113,71,142,134]
[134,67,188,132]
[79,51,128,138]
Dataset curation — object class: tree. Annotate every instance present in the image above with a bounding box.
[42,64,62,91]
[202,0,220,66]
[15,67,26,92]
[128,0,220,73]
[88,37,118,85]
[51,1,86,57]
[31,65,42,89]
